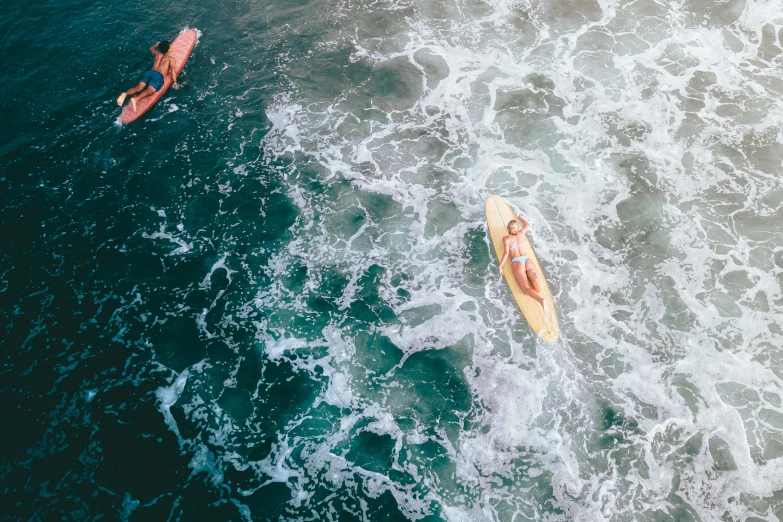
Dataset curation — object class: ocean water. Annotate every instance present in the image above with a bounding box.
[2,0,783,519]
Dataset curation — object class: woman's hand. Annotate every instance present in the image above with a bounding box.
[516,214,530,234]
[498,265,504,277]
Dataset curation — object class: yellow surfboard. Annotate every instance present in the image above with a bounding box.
[485,194,559,341]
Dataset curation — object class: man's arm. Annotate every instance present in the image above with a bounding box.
[169,57,179,89]
[149,42,160,55]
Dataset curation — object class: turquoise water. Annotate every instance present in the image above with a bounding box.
[3,0,783,520]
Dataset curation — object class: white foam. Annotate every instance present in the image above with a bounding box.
[189,444,224,485]
[119,493,140,521]
[142,224,193,255]
[155,369,189,440]
[200,253,235,289]
[151,0,783,517]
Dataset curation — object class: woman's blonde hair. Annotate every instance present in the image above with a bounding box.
[507,220,521,234]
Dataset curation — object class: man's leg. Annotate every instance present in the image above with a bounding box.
[130,86,157,111]
[117,82,147,106]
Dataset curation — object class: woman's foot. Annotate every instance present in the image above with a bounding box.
[116,93,126,106]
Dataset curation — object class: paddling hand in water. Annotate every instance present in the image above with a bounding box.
[497,214,548,313]
[116,40,179,111]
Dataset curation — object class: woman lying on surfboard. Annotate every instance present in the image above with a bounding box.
[116,41,179,111]
[498,214,548,312]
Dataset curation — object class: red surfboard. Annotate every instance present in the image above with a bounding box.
[120,29,199,124]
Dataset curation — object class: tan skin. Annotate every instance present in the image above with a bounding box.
[116,42,179,111]
[498,214,547,312]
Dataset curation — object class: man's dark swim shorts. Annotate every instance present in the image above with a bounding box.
[141,70,165,91]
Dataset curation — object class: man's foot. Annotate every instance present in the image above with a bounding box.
[116,93,126,106]
[131,97,137,111]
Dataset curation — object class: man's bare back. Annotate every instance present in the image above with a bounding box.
[116,40,179,111]
[151,47,176,78]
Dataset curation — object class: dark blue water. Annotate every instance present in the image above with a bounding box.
[2,1,301,519]
[4,0,783,520]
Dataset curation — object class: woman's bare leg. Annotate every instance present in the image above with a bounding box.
[512,263,547,311]
[525,259,542,294]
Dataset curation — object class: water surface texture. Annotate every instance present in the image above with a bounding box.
[2,0,783,520]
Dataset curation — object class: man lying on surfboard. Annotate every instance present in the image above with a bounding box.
[116,41,179,111]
